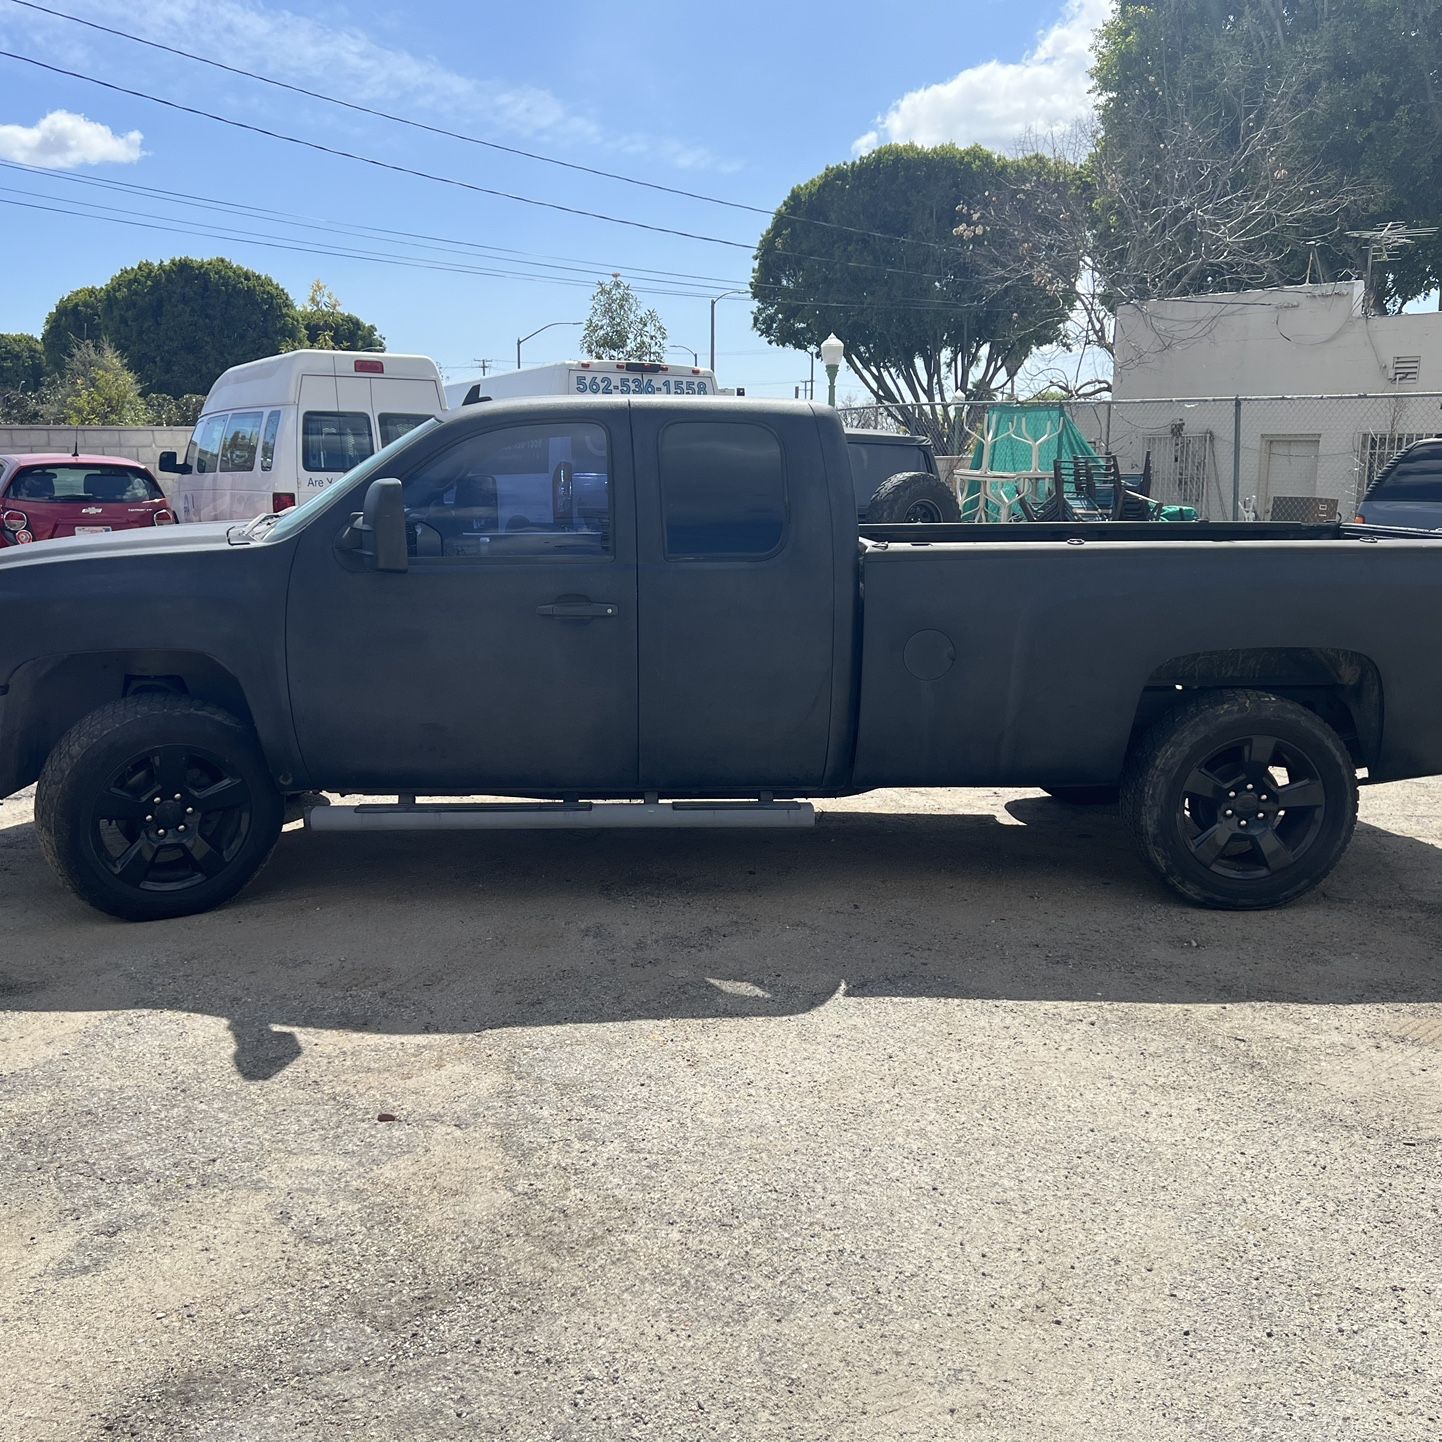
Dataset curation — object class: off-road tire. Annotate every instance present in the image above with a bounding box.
[1120,689,1357,910]
[865,472,961,524]
[35,695,284,921]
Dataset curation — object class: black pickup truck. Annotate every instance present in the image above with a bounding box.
[2,397,1439,921]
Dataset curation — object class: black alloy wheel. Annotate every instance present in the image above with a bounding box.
[1121,689,1358,910]
[90,744,255,893]
[1176,733,1327,881]
[35,696,284,920]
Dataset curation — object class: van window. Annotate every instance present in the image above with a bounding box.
[379,413,433,446]
[220,410,263,472]
[259,410,281,472]
[303,412,374,473]
[189,414,227,474]
[659,420,787,558]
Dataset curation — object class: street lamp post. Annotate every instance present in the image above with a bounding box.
[668,344,699,367]
[517,320,581,370]
[819,333,845,407]
[709,290,746,374]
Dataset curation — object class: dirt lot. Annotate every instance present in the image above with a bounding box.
[1,780,1439,1442]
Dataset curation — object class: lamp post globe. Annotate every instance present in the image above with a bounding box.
[819,333,845,407]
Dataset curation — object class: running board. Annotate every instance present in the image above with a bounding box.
[307,799,816,832]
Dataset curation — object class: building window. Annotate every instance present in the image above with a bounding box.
[1391,355,1421,385]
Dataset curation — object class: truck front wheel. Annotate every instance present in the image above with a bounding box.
[34,696,284,921]
[1121,690,1357,910]
[865,472,961,524]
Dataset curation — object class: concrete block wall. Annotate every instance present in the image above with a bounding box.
[0,427,193,498]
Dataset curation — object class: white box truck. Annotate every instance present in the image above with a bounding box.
[160,351,446,522]
[445,359,720,410]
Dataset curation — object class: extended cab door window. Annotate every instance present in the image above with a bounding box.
[659,420,786,559]
[402,421,612,560]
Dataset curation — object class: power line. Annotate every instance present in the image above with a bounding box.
[3,0,958,258]
[0,184,974,314]
[0,47,955,285]
[0,159,748,290]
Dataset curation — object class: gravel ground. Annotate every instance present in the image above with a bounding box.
[1,780,1439,1442]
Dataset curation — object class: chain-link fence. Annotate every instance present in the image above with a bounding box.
[837,393,1442,520]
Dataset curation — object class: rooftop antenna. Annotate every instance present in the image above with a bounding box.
[1345,222,1439,312]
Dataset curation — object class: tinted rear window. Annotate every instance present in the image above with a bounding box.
[849,440,930,496]
[1366,445,1442,503]
[659,420,786,558]
[6,465,163,503]
[379,413,433,446]
[303,412,374,473]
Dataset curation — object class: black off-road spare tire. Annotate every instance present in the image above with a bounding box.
[865,471,961,524]
[34,695,284,921]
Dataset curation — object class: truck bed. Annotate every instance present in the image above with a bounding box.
[850,521,1442,790]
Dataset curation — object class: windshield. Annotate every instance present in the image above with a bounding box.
[5,464,164,504]
[264,418,442,542]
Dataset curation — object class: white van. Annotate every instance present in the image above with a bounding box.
[162,351,445,522]
[444,359,720,410]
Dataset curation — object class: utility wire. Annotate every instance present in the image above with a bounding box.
[0,159,748,289]
[0,47,955,284]
[0,187,973,312]
[5,0,958,256]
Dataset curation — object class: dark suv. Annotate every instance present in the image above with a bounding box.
[1356,438,1442,529]
[844,430,960,523]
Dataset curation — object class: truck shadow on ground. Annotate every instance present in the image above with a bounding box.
[3,797,1440,1079]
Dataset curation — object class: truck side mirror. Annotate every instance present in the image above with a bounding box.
[157,450,192,475]
[337,477,408,572]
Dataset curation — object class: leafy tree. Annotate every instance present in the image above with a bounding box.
[0,333,45,392]
[581,273,667,361]
[42,286,107,373]
[47,339,149,425]
[98,257,305,396]
[298,279,385,352]
[143,392,207,426]
[752,145,1076,422]
[1091,0,1441,309]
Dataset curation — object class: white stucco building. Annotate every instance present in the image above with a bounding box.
[1106,283,1442,516]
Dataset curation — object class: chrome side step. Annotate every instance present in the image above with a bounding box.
[307,799,816,832]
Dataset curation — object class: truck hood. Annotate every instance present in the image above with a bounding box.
[0,521,238,569]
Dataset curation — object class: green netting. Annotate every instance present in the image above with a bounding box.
[956,405,1196,522]
[967,404,1100,474]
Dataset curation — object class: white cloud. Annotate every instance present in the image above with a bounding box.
[854,0,1111,155]
[0,110,143,168]
[24,0,735,173]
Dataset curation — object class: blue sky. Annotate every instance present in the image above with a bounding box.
[0,0,1104,398]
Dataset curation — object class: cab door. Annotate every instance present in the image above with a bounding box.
[284,407,638,794]
[629,406,843,792]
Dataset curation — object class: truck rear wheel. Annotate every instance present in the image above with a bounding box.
[865,472,960,524]
[1121,690,1357,910]
[34,696,284,921]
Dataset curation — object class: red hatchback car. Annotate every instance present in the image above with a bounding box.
[0,454,175,547]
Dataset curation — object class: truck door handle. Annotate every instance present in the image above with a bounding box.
[537,600,618,619]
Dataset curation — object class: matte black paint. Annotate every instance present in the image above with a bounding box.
[3,398,1442,804]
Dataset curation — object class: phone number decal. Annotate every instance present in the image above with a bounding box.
[573,376,710,395]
